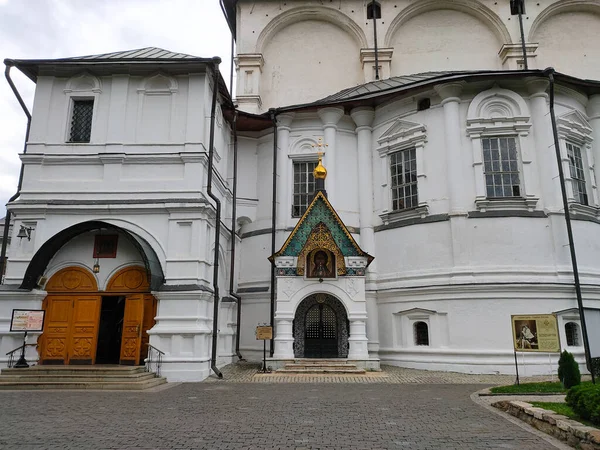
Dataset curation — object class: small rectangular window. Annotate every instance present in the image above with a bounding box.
[292,161,317,217]
[390,148,418,211]
[69,99,94,143]
[566,142,588,206]
[482,137,521,198]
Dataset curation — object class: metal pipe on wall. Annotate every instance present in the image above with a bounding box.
[207,57,224,379]
[547,69,595,384]
[1,61,32,283]
[269,109,278,357]
[229,111,243,360]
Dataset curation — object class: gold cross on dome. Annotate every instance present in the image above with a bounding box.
[312,137,328,151]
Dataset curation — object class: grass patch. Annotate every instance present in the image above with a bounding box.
[530,402,599,429]
[490,381,593,394]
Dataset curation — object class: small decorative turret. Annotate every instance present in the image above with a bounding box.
[312,138,328,198]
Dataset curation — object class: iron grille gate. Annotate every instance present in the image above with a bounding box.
[304,304,338,358]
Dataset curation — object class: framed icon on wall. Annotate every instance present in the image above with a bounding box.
[93,235,118,258]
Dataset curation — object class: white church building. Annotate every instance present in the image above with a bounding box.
[1,0,600,381]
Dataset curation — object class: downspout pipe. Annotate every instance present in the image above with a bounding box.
[229,111,243,360]
[371,1,380,80]
[269,108,278,357]
[1,61,32,283]
[207,57,224,379]
[546,69,595,384]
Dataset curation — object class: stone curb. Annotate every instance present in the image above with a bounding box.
[494,400,600,449]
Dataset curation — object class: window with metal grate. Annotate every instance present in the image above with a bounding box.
[69,99,94,143]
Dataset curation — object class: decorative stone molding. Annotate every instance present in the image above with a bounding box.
[529,0,600,42]
[376,118,429,220]
[360,48,394,82]
[498,43,539,70]
[345,257,368,269]
[137,73,178,94]
[274,256,296,268]
[64,72,102,94]
[317,107,345,129]
[467,86,538,211]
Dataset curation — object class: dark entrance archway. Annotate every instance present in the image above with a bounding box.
[293,294,348,358]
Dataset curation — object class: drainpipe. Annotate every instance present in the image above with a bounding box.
[511,0,528,70]
[0,61,32,284]
[229,111,243,360]
[546,69,595,384]
[207,57,224,379]
[371,1,380,80]
[269,109,278,357]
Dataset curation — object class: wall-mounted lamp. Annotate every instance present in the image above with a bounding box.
[93,258,100,274]
[17,225,33,241]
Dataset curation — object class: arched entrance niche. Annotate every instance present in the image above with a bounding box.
[39,265,156,366]
[293,293,349,358]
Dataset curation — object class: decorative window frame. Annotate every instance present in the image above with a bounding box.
[135,73,179,143]
[376,119,428,225]
[554,308,583,349]
[392,307,448,349]
[287,136,322,223]
[556,110,599,220]
[63,73,102,144]
[467,86,538,212]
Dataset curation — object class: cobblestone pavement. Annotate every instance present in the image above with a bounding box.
[0,381,564,449]
[205,361,560,385]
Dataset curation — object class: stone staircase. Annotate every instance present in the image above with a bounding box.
[276,359,366,374]
[0,365,167,390]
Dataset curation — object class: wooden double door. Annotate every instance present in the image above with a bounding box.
[40,266,156,365]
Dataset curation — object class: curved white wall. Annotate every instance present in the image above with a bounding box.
[261,20,363,109]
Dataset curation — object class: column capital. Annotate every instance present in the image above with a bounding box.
[434,82,465,104]
[587,95,600,119]
[234,53,265,70]
[525,77,550,99]
[318,107,345,128]
[276,112,295,130]
[350,106,375,129]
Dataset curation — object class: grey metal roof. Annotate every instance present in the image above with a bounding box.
[317,71,455,103]
[57,47,202,61]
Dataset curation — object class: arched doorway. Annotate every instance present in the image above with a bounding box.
[293,294,348,358]
[39,266,157,365]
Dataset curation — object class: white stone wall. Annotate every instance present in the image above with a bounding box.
[234,0,600,112]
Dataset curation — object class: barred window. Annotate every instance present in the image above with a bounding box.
[69,99,94,143]
[482,137,521,198]
[566,142,588,206]
[292,161,317,217]
[414,321,429,346]
[565,322,580,347]
[390,148,417,211]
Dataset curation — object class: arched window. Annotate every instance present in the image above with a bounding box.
[414,321,429,346]
[565,322,580,346]
[367,2,381,20]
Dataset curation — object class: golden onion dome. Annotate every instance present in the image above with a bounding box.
[314,154,327,180]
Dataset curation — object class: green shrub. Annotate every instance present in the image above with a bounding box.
[566,384,600,425]
[558,350,581,389]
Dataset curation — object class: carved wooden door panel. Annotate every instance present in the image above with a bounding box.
[140,295,157,362]
[68,296,101,365]
[41,296,72,364]
[120,294,144,365]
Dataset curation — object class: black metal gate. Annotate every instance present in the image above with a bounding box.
[304,304,338,358]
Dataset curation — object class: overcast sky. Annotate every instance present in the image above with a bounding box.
[0,0,233,217]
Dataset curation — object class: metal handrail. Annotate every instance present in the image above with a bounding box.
[144,344,164,378]
[6,344,37,368]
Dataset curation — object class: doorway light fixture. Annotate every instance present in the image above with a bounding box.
[93,258,100,274]
[17,225,33,241]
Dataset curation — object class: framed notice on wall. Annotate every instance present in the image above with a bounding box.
[10,309,45,332]
[93,235,118,258]
[511,314,560,353]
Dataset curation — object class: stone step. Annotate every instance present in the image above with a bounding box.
[292,359,349,364]
[0,372,157,383]
[1,366,147,376]
[0,377,167,391]
[284,363,358,368]
[277,367,366,374]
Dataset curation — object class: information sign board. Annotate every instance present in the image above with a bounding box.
[511,314,560,353]
[10,309,46,332]
[256,326,273,340]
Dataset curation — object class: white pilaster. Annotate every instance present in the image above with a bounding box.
[347,315,369,360]
[273,313,294,359]
[276,113,295,231]
[527,78,562,211]
[435,82,467,214]
[317,107,345,206]
[235,53,264,114]
[350,106,379,358]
